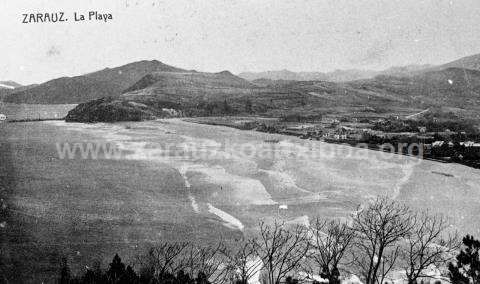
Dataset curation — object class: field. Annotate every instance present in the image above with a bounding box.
[1,119,480,282]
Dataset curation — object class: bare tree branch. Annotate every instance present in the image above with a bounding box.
[352,196,415,284]
[251,220,310,284]
[400,212,459,284]
[305,218,354,284]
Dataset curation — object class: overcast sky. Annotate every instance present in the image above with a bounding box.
[2,0,480,85]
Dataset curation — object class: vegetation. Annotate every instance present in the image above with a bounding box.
[280,113,323,123]
[56,197,467,284]
[251,221,310,284]
[448,235,480,284]
[244,99,253,114]
[60,254,139,284]
[351,197,416,284]
[220,239,260,284]
[402,213,458,284]
[372,116,479,135]
[306,219,354,284]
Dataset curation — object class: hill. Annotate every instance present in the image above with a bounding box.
[4,60,186,104]
[65,70,265,122]
[120,70,259,113]
[64,68,408,123]
[124,70,253,93]
[65,65,480,122]
[68,67,375,122]
[347,67,480,119]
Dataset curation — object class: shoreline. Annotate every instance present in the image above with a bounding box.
[5,117,65,123]
[186,117,480,170]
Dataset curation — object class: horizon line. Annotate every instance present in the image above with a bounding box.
[5,50,480,86]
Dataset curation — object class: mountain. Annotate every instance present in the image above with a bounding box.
[238,65,439,82]
[381,53,480,77]
[0,81,22,89]
[118,70,258,113]
[250,78,294,87]
[238,52,480,83]
[8,52,480,105]
[66,63,480,122]
[10,50,480,122]
[239,70,310,81]
[4,60,186,104]
[238,69,378,82]
[379,64,434,77]
[323,69,380,81]
[124,70,253,93]
[439,53,480,71]
[66,70,264,122]
[0,81,23,100]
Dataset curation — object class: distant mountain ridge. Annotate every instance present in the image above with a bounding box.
[238,69,379,82]
[380,64,434,77]
[241,53,480,83]
[238,64,439,82]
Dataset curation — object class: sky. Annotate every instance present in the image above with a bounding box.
[2,0,480,85]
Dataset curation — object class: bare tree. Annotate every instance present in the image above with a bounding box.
[147,242,189,277]
[180,242,229,284]
[401,212,459,284]
[376,247,400,284]
[220,238,262,284]
[352,196,415,284]
[306,218,355,284]
[251,220,310,284]
[137,242,189,280]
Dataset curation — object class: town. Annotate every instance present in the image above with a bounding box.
[191,108,480,169]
